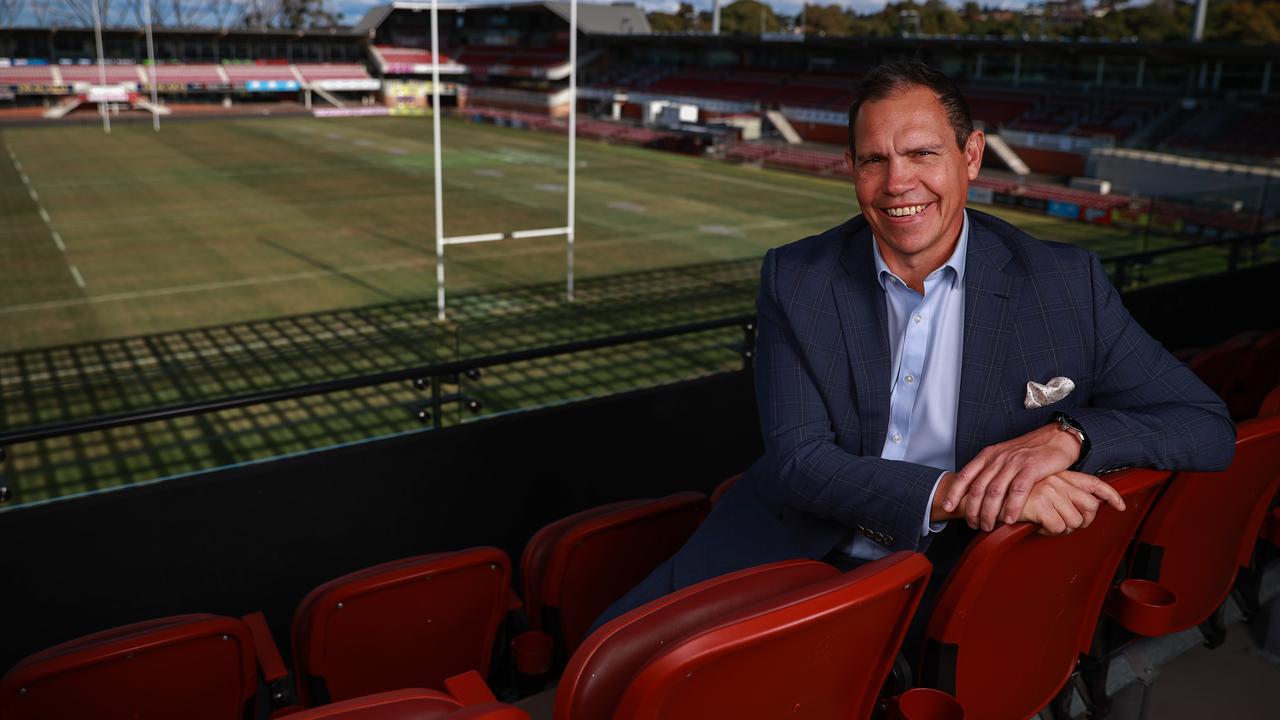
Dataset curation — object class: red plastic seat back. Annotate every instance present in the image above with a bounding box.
[0,614,257,720]
[519,499,644,633]
[1188,334,1256,409]
[526,492,709,655]
[709,474,742,506]
[612,552,931,720]
[1260,385,1280,418]
[556,559,838,720]
[924,469,1170,720]
[281,688,530,720]
[1236,330,1280,418]
[1133,416,1280,632]
[292,548,512,705]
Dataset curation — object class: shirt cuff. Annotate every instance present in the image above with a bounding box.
[922,470,948,536]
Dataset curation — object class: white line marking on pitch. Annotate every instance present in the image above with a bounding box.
[6,142,76,275]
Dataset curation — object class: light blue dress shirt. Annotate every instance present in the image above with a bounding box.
[840,211,969,560]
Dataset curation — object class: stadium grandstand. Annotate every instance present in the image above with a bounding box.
[1,0,1279,718]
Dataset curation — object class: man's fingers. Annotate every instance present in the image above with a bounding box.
[1000,470,1038,525]
[1065,472,1126,512]
[1055,490,1086,531]
[963,463,1001,529]
[976,464,1020,531]
[946,451,990,511]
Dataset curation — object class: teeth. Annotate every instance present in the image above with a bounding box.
[886,205,926,217]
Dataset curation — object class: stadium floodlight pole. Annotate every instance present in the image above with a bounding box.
[92,0,110,134]
[566,0,577,302]
[143,0,160,131]
[431,0,446,321]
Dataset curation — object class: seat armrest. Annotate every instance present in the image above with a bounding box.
[243,611,289,684]
[445,670,499,705]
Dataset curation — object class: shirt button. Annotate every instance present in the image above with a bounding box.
[905,374,914,383]
[891,432,902,444]
[914,315,923,324]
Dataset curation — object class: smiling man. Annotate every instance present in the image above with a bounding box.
[592,59,1233,633]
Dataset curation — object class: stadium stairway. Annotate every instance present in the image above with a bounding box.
[41,97,81,120]
[764,110,803,144]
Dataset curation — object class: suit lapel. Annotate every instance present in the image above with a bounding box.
[832,221,892,453]
[955,217,1025,467]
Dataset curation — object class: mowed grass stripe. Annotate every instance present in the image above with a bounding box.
[0,116,1176,354]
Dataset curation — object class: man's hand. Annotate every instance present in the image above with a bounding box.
[941,423,1084,531]
[1017,471,1126,536]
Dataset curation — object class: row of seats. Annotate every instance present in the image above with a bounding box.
[6,398,1280,719]
[1184,329,1280,420]
[0,62,372,88]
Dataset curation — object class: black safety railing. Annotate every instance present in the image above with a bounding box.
[0,225,1275,507]
[1103,228,1278,290]
[0,313,757,505]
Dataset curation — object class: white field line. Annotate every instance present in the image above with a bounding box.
[5,141,83,288]
[0,211,836,320]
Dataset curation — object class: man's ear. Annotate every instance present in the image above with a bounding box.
[844,148,855,177]
[965,130,986,181]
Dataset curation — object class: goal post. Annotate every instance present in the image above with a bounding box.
[430,0,578,321]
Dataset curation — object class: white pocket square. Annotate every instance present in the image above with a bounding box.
[1025,377,1075,409]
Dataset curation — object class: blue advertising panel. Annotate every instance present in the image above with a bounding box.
[245,80,299,92]
[1048,200,1081,220]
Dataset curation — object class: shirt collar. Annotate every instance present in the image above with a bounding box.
[872,209,969,291]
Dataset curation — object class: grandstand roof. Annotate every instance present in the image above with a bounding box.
[355,1,649,36]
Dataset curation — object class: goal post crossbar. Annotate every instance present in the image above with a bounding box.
[430,0,578,321]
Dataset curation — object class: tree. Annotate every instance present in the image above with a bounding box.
[802,4,851,36]
[648,2,698,32]
[242,0,339,30]
[718,0,785,34]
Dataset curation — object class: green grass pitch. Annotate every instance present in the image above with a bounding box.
[0,114,1163,355]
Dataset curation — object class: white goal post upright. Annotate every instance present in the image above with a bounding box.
[143,0,161,131]
[430,0,578,321]
[91,0,109,134]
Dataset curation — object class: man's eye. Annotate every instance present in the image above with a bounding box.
[915,151,935,157]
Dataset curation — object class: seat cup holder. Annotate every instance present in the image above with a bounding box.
[886,688,965,720]
[1107,579,1178,637]
[512,630,554,677]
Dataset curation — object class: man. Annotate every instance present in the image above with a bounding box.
[594,59,1234,628]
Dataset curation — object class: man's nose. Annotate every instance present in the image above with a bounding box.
[885,157,917,195]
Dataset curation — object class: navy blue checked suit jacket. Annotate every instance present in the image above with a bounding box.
[595,208,1235,627]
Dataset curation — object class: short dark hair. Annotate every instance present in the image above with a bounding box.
[847,59,974,153]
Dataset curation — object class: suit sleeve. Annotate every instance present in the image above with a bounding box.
[1070,252,1235,474]
[755,248,943,553]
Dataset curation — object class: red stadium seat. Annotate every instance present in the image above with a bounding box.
[1187,333,1260,417]
[518,492,709,662]
[0,612,286,720]
[709,473,742,505]
[1261,385,1280,418]
[1236,330,1280,417]
[556,553,934,720]
[920,469,1171,720]
[291,547,512,706]
[1112,415,1280,641]
[280,675,529,719]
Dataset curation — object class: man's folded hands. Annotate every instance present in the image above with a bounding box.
[931,422,1124,535]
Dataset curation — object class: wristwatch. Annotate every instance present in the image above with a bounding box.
[1051,411,1090,472]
